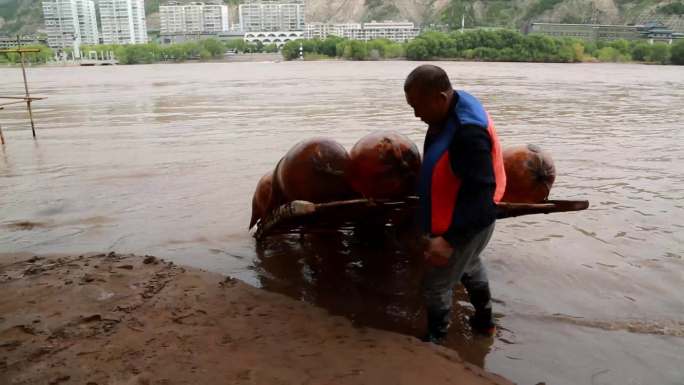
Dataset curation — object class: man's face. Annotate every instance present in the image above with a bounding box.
[405,88,450,126]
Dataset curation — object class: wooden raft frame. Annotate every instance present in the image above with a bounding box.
[0,44,46,139]
[253,197,589,240]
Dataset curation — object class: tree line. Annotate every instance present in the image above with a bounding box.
[0,38,274,65]
[81,38,276,65]
[282,30,684,65]
[281,36,405,61]
[2,31,683,65]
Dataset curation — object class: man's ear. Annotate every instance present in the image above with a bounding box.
[439,91,450,102]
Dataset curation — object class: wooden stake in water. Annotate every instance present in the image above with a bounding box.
[17,36,36,138]
[0,107,4,145]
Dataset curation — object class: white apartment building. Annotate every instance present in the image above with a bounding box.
[361,21,420,42]
[305,21,420,43]
[239,0,305,32]
[160,2,229,34]
[99,0,148,45]
[305,22,360,40]
[76,0,99,44]
[202,4,229,32]
[160,3,186,34]
[43,0,99,52]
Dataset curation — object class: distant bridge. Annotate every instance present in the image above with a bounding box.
[78,50,118,66]
[79,58,118,66]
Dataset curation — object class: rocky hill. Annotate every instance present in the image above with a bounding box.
[0,0,42,34]
[1,0,683,35]
[307,0,684,31]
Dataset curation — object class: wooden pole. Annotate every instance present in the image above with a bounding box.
[0,107,4,145]
[254,198,590,239]
[495,200,590,219]
[17,36,36,138]
[0,96,45,100]
[0,99,42,108]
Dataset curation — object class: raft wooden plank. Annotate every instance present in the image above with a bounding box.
[254,198,413,239]
[254,198,589,240]
[0,100,31,107]
[0,96,46,100]
[0,97,45,108]
[495,200,590,219]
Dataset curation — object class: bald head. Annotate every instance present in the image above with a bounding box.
[403,65,453,96]
[404,65,454,126]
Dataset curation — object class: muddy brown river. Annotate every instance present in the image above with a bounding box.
[1,61,682,385]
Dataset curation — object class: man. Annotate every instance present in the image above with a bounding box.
[404,65,506,342]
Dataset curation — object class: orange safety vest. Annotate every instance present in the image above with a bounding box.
[418,91,506,235]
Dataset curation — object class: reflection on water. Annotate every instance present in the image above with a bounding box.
[254,227,497,367]
[1,61,683,385]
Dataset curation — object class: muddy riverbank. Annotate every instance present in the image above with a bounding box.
[0,252,512,385]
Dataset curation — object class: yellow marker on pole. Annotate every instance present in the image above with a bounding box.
[0,38,45,141]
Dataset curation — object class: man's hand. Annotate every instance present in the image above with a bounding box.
[424,236,454,267]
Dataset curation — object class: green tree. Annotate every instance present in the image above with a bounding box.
[201,38,225,58]
[571,41,586,62]
[367,39,389,59]
[583,41,599,57]
[161,44,186,61]
[281,40,302,60]
[384,42,405,58]
[645,43,670,64]
[671,40,684,65]
[301,39,319,55]
[342,40,368,60]
[405,38,430,60]
[319,36,343,57]
[401,29,586,63]
[471,47,499,61]
[225,39,257,53]
[263,43,279,53]
[630,42,652,61]
[115,44,161,64]
[608,39,631,57]
[597,47,628,62]
[199,49,212,60]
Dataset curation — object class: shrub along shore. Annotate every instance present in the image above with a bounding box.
[282,30,683,65]
[2,30,683,65]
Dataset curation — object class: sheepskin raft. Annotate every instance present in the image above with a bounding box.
[253,197,588,240]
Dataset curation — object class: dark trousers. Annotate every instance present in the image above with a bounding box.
[422,222,495,332]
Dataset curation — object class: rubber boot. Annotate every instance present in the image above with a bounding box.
[466,284,496,337]
[422,308,451,343]
[468,307,496,337]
